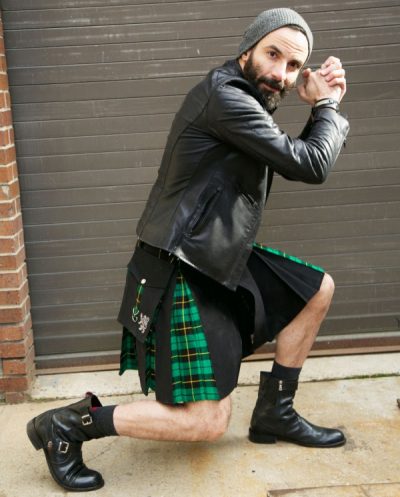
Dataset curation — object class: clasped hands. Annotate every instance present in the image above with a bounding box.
[297,56,347,106]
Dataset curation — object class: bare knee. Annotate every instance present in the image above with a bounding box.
[315,272,335,309]
[185,396,231,442]
[321,273,335,300]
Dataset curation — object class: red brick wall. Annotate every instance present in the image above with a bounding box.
[0,14,35,403]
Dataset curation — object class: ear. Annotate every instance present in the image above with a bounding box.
[240,50,250,62]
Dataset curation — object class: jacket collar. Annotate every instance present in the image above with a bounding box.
[220,59,277,114]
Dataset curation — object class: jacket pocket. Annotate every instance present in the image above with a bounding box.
[178,179,261,289]
[188,184,223,236]
[117,245,176,342]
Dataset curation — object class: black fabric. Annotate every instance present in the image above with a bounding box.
[247,247,324,349]
[271,361,302,381]
[89,406,118,437]
[117,245,176,342]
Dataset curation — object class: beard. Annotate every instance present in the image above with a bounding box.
[242,51,294,112]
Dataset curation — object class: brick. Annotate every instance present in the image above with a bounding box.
[0,132,7,149]
[0,263,27,288]
[0,127,13,147]
[0,295,30,324]
[0,109,11,127]
[0,314,32,341]
[3,344,34,375]
[0,376,29,392]
[17,227,24,247]
[0,72,9,90]
[0,236,16,253]
[0,326,33,358]
[0,214,22,236]
[0,145,15,165]
[0,179,19,201]
[0,280,29,305]
[4,391,29,403]
[0,91,8,110]
[0,55,7,73]
[0,196,18,218]
[0,246,26,271]
[0,162,17,182]
[0,231,22,253]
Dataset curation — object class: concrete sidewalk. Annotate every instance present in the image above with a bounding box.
[1,355,399,497]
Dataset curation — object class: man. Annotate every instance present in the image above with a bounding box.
[27,8,349,492]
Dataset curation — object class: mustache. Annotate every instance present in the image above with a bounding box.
[256,76,284,92]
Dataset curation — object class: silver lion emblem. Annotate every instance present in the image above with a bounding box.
[138,313,150,334]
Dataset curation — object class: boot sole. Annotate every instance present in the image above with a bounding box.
[27,418,45,450]
[248,429,346,448]
[26,417,105,492]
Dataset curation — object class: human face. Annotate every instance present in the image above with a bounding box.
[239,27,308,111]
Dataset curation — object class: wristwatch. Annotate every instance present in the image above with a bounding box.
[313,98,340,112]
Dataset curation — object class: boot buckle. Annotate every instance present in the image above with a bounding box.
[58,441,70,453]
[82,413,93,426]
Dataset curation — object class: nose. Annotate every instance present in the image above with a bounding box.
[271,61,287,82]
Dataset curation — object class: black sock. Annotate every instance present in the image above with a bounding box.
[271,361,302,381]
[89,405,118,436]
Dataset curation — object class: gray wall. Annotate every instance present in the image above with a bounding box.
[1,0,399,368]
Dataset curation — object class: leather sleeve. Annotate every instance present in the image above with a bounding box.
[207,81,350,184]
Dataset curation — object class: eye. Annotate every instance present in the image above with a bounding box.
[266,50,278,58]
[288,61,301,71]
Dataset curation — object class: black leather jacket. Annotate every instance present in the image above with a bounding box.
[137,59,349,290]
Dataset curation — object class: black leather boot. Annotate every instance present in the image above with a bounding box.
[249,372,346,448]
[27,392,106,491]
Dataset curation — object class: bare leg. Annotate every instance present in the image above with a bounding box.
[113,395,232,442]
[275,273,335,368]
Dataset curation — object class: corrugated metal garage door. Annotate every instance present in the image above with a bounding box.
[1,0,399,369]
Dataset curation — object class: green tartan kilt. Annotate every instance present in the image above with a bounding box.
[119,243,324,405]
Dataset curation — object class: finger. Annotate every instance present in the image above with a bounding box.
[328,78,347,98]
[321,56,342,69]
[320,63,344,77]
[327,76,346,88]
[302,67,312,78]
[296,83,306,99]
[323,68,346,82]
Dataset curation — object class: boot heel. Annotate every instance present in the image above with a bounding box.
[27,419,44,450]
[248,429,277,444]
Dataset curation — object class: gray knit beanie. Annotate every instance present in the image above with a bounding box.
[238,8,313,61]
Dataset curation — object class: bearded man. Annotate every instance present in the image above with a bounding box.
[27,8,349,492]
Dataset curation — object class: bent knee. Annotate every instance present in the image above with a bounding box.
[187,397,231,442]
[310,272,334,313]
[206,402,231,441]
[320,272,335,300]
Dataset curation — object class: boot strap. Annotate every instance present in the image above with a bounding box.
[58,441,70,453]
[81,413,93,426]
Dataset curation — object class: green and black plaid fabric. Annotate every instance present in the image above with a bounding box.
[119,324,156,391]
[170,273,219,403]
[119,271,219,403]
[253,243,324,273]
